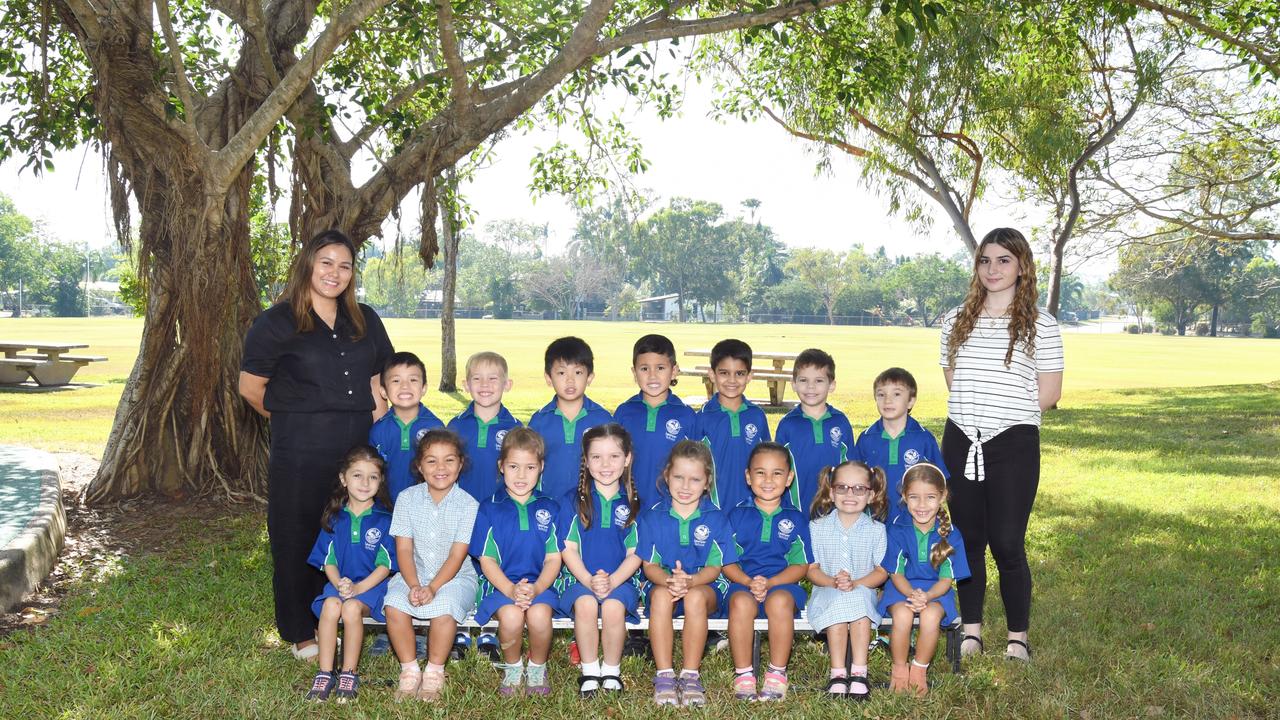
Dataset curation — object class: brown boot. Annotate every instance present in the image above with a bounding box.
[908,661,929,697]
[889,662,910,693]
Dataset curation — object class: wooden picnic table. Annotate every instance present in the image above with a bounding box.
[0,341,104,387]
[680,349,800,407]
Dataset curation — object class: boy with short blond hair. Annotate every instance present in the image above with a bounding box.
[448,351,523,502]
[854,367,947,524]
[773,348,857,512]
[697,338,771,510]
[527,337,612,501]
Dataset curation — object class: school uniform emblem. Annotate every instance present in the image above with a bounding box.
[904,448,921,465]
[829,427,843,447]
[693,524,711,546]
[614,504,631,524]
[665,419,683,441]
[364,527,382,550]
[495,429,508,448]
[777,519,795,540]
[535,508,553,531]
[415,428,430,445]
[744,424,758,442]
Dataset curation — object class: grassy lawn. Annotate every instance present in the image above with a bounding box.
[0,318,1277,718]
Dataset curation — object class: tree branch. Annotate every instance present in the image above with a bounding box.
[1115,0,1280,77]
[597,0,849,55]
[435,0,473,105]
[154,0,204,144]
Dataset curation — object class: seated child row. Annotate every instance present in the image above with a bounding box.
[306,424,968,706]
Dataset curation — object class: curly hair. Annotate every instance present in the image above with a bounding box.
[946,228,1040,368]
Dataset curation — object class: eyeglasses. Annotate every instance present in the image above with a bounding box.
[832,484,870,497]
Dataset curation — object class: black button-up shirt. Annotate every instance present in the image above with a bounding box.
[241,301,393,414]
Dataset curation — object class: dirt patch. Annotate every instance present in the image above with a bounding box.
[0,453,260,636]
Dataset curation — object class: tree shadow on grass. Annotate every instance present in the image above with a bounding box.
[1042,383,1280,479]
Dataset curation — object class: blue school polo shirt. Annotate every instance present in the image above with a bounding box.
[306,503,398,578]
[880,515,971,583]
[527,396,612,501]
[369,404,445,504]
[697,394,771,511]
[774,404,857,512]
[469,490,561,588]
[727,503,814,579]
[855,417,948,524]
[448,403,522,502]
[558,489,639,577]
[614,393,698,509]
[636,498,738,575]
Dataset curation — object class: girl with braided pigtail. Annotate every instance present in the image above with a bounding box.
[557,423,643,697]
[877,463,971,698]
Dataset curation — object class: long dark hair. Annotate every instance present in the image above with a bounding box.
[321,445,391,532]
[280,229,366,340]
[575,423,639,531]
[810,461,887,522]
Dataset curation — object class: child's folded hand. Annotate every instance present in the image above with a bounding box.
[590,570,611,597]
[835,570,854,592]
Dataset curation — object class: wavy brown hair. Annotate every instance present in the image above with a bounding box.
[279,229,366,340]
[900,463,955,570]
[575,423,639,530]
[658,440,716,501]
[810,461,887,522]
[945,228,1039,368]
[321,444,391,532]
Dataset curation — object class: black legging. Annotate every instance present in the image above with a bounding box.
[941,420,1039,633]
[267,410,373,644]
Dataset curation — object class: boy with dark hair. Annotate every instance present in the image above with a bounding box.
[369,351,445,504]
[448,351,523,502]
[697,339,771,510]
[527,337,612,501]
[773,348,857,512]
[854,367,947,524]
[613,334,698,508]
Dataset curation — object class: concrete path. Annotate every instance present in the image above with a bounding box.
[0,446,65,611]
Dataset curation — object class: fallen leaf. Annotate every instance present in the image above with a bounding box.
[1146,706,1164,716]
[1141,622,1156,631]
[77,606,102,617]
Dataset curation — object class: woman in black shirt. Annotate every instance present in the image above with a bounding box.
[239,230,393,659]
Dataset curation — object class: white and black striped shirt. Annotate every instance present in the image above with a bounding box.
[939,307,1064,438]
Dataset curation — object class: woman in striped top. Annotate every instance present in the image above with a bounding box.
[939,228,1063,662]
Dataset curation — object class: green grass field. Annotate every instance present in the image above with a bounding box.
[0,317,1278,718]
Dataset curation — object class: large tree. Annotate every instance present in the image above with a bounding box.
[0,0,856,501]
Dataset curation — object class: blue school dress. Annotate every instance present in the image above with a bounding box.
[774,404,857,513]
[876,517,970,626]
[636,497,738,615]
[613,393,698,509]
[469,490,561,623]
[854,417,947,524]
[697,394,771,511]
[307,504,397,621]
[725,503,813,615]
[556,489,642,621]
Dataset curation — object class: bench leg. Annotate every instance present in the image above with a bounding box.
[0,366,31,384]
[946,625,962,674]
[27,361,84,386]
[752,630,762,678]
[701,376,714,398]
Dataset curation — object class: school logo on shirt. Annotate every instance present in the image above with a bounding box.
[495,429,508,449]
[904,448,921,466]
[744,423,759,442]
[415,428,431,445]
[664,419,683,441]
[829,427,843,447]
[364,527,383,551]
[535,508,553,531]
[614,504,631,524]
[693,524,711,547]
[777,519,795,541]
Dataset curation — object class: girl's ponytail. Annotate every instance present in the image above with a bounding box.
[576,459,594,531]
[867,465,888,522]
[930,506,956,570]
[809,465,838,521]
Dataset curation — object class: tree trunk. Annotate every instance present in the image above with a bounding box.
[1046,237,1067,318]
[1210,302,1219,337]
[438,178,460,392]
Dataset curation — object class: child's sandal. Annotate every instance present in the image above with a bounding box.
[846,674,871,701]
[600,675,624,693]
[1005,638,1032,662]
[578,674,601,698]
[825,676,849,696]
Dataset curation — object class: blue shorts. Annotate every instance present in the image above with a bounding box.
[558,581,641,623]
[644,580,727,619]
[475,588,559,625]
[725,582,807,618]
[312,582,388,623]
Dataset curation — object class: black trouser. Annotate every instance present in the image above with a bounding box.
[942,420,1039,633]
[267,411,373,644]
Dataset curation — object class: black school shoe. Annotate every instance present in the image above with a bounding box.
[305,671,335,701]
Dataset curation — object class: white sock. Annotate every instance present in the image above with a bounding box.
[400,660,420,674]
[911,659,930,668]
[424,662,445,674]
[601,663,622,690]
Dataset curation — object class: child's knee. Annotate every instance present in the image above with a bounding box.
[890,603,914,620]
[601,600,626,621]
[321,596,343,615]
[341,599,367,618]
[574,595,598,614]
[764,591,794,616]
[729,591,756,615]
